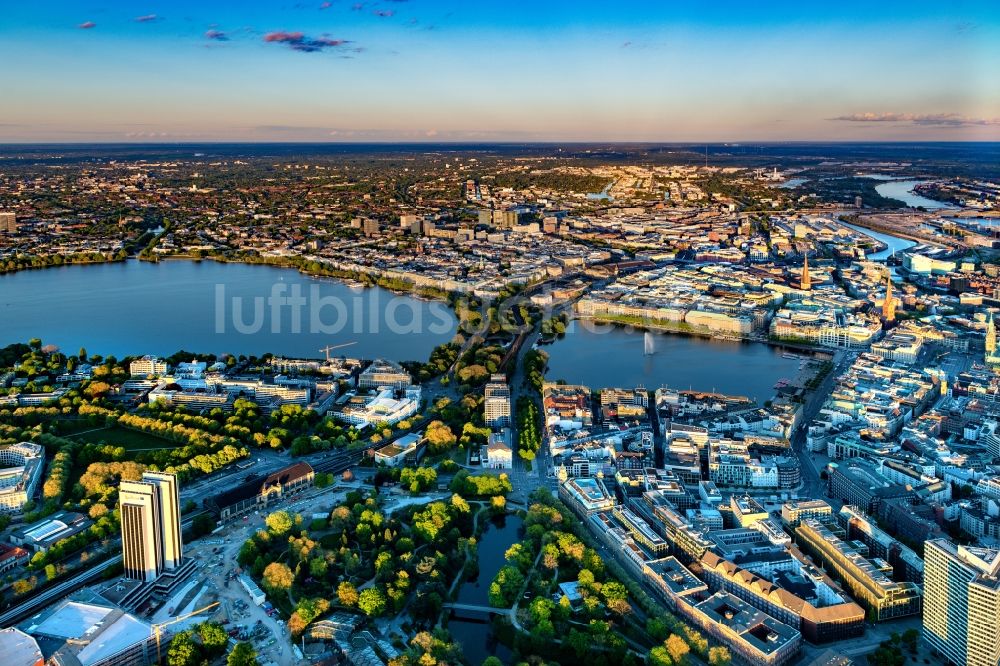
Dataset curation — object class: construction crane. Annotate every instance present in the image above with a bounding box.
[319,341,357,361]
[151,601,220,664]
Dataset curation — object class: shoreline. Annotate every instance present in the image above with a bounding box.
[572,313,826,354]
[2,252,463,307]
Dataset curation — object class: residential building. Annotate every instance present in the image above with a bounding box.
[0,212,17,233]
[0,443,45,512]
[128,356,168,377]
[0,543,29,573]
[781,500,832,528]
[796,519,922,621]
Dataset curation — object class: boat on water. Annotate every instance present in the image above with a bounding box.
[344,280,367,292]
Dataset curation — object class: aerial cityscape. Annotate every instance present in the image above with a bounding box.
[2,3,1000,666]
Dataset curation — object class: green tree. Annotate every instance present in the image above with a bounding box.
[227,642,258,666]
[198,622,229,657]
[191,513,215,537]
[237,540,258,567]
[166,631,200,666]
[358,587,387,616]
[265,510,293,536]
[309,557,328,578]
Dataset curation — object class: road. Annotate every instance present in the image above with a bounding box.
[0,554,123,627]
[506,295,583,503]
[791,350,855,499]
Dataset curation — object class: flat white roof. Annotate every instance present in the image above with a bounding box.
[75,613,150,666]
[32,601,114,639]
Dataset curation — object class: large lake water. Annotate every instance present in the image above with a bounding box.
[544,322,803,403]
[0,260,457,361]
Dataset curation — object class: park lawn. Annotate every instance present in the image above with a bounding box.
[72,425,180,451]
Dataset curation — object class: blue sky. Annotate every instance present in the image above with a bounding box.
[1,1,998,142]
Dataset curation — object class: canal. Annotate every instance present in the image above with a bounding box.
[0,260,457,361]
[449,514,523,665]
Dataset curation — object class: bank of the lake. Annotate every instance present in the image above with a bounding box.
[0,259,458,361]
[449,514,523,666]
[544,321,803,404]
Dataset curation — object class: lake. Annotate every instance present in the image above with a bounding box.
[544,322,803,403]
[0,260,457,361]
[449,514,523,666]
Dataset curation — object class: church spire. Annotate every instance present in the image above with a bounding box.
[800,253,811,291]
[882,270,896,322]
[987,312,996,357]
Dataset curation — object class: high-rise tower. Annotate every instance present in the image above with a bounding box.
[119,472,183,582]
[923,539,1000,666]
[143,472,183,569]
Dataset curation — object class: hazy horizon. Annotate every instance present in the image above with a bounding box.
[2,1,998,143]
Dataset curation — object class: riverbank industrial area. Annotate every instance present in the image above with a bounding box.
[1,145,1000,666]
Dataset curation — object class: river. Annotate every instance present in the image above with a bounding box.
[544,322,803,403]
[449,514,523,665]
[0,260,457,361]
[867,177,955,211]
[839,221,918,261]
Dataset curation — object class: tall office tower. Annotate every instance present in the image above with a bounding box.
[923,539,1000,666]
[119,472,183,582]
[484,375,512,429]
[143,472,183,569]
[119,481,164,582]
